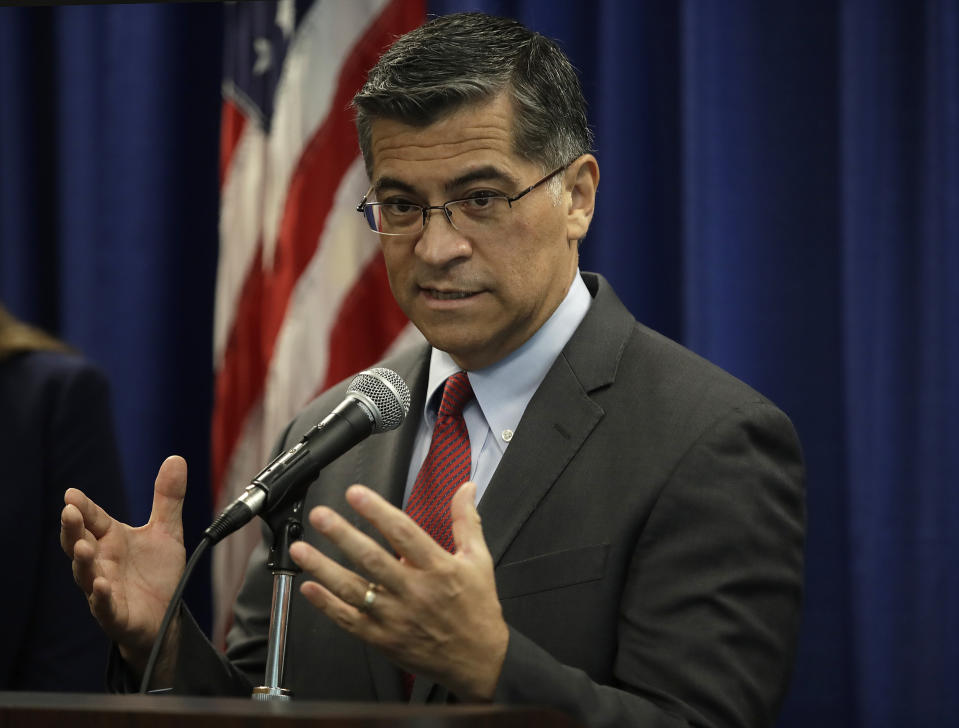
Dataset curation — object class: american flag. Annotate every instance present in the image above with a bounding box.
[212,0,425,648]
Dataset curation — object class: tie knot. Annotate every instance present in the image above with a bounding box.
[438,372,473,418]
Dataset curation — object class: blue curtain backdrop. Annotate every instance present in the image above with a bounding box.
[1,1,956,724]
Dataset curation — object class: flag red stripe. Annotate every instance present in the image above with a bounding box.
[321,254,409,393]
[212,0,424,501]
[263,0,425,347]
[211,246,265,493]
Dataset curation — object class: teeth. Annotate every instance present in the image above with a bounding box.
[429,289,473,300]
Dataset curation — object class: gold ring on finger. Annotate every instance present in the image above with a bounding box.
[360,582,378,613]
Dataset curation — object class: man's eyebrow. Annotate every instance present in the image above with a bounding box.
[372,176,417,195]
[446,166,517,191]
[372,167,519,196]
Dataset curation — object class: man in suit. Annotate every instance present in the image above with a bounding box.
[60,13,804,727]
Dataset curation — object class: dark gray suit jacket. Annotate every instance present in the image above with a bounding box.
[171,272,805,727]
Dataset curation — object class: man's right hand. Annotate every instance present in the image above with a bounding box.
[60,454,188,677]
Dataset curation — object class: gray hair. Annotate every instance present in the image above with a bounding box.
[353,13,593,179]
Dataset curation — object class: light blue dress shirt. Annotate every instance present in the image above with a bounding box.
[402,271,593,508]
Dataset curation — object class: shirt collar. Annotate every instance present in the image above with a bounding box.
[424,271,592,450]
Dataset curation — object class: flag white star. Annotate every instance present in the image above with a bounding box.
[253,37,272,75]
[276,0,295,39]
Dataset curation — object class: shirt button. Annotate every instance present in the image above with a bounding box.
[501,429,514,442]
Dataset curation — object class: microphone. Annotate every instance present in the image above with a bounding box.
[204,367,411,544]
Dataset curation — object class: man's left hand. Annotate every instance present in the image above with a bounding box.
[288,481,509,701]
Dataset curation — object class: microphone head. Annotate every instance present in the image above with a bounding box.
[346,367,411,433]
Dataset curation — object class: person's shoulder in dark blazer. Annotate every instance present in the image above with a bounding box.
[0,308,128,691]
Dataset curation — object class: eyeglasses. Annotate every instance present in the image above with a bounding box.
[356,165,567,237]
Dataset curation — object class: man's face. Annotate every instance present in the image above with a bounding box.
[369,93,580,371]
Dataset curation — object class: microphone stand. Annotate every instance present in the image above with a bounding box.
[251,498,304,701]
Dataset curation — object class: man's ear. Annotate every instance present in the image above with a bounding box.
[565,154,600,242]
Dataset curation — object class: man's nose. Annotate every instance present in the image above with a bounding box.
[414,207,472,266]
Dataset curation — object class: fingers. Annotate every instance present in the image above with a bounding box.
[61,490,112,590]
[290,538,393,627]
[292,507,405,595]
[149,455,187,541]
[344,485,443,569]
[295,561,398,656]
[71,536,99,594]
[63,488,114,541]
[292,481,510,697]
[61,490,113,602]
[89,575,122,627]
[298,579,386,637]
[60,503,87,559]
[450,482,486,557]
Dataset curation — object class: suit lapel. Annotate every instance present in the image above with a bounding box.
[477,355,605,564]
[478,272,633,564]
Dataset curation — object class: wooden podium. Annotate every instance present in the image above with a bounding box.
[0,691,582,727]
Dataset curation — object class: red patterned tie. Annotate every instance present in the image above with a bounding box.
[405,371,474,553]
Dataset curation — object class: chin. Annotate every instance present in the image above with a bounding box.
[422,330,481,362]
[426,334,473,355]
